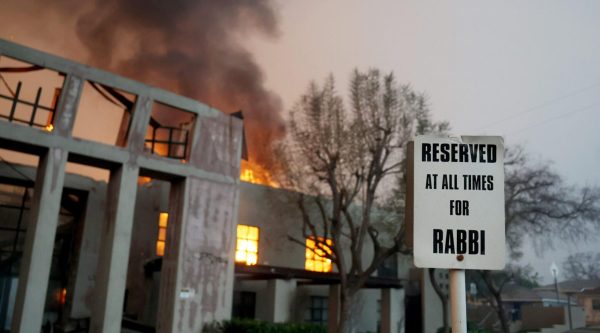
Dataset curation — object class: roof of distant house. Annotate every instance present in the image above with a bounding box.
[501,283,542,302]
[541,279,600,293]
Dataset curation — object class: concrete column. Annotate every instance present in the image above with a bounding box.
[11,147,68,333]
[156,178,188,332]
[90,164,140,333]
[125,95,153,150]
[53,74,83,137]
[157,177,239,332]
[381,288,403,333]
[328,284,340,333]
[265,279,295,322]
[69,184,106,318]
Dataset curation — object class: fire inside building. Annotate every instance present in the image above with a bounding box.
[0,40,444,333]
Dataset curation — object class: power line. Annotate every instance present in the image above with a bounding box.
[507,101,599,136]
[480,80,600,130]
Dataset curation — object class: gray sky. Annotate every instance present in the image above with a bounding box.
[242,0,600,283]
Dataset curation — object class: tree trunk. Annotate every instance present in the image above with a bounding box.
[491,290,510,333]
[481,271,510,333]
[336,289,356,333]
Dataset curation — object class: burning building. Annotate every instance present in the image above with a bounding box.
[0,40,444,333]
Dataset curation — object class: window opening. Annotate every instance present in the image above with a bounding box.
[235,225,259,266]
[307,296,328,325]
[0,56,64,131]
[144,102,195,161]
[72,80,137,147]
[232,291,256,319]
[305,237,333,273]
[156,212,168,256]
[593,299,600,311]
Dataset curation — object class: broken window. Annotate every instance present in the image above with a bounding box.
[0,56,64,131]
[144,102,195,161]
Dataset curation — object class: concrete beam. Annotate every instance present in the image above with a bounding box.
[11,147,68,333]
[90,164,140,333]
[0,121,236,185]
[0,39,220,119]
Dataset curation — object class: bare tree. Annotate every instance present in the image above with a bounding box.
[562,252,600,280]
[274,69,446,333]
[475,147,600,333]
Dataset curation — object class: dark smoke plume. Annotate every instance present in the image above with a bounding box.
[0,0,284,165]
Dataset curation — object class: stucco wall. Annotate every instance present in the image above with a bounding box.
[237,182,391,274]
[581,295,600,324]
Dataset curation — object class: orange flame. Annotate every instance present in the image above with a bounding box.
[240,160,279,188]
[57,288,67,305]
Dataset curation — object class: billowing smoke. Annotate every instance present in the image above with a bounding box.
[0,0,284,166]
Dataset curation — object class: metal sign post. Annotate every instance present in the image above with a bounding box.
[450,269,467,332]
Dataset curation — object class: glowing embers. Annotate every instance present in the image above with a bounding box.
[240,160,279,188]
[145,102,195,161]
[235,225,259,266]
[305,237,333,273]
[0,56,63,130]
[156,212,168,256]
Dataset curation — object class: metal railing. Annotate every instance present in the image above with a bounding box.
[144,125,189,160]
[0,81,55,129]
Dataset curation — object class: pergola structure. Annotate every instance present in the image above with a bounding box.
[0,39,243,333]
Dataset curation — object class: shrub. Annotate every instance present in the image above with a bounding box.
[203,319,327,333]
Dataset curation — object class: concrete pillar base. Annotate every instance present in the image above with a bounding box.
[90,164,140,333]
[11,148,68,333]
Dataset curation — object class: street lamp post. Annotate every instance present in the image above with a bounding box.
[550,262,560,304]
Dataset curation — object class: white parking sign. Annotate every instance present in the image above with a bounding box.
[413,135,505,270]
